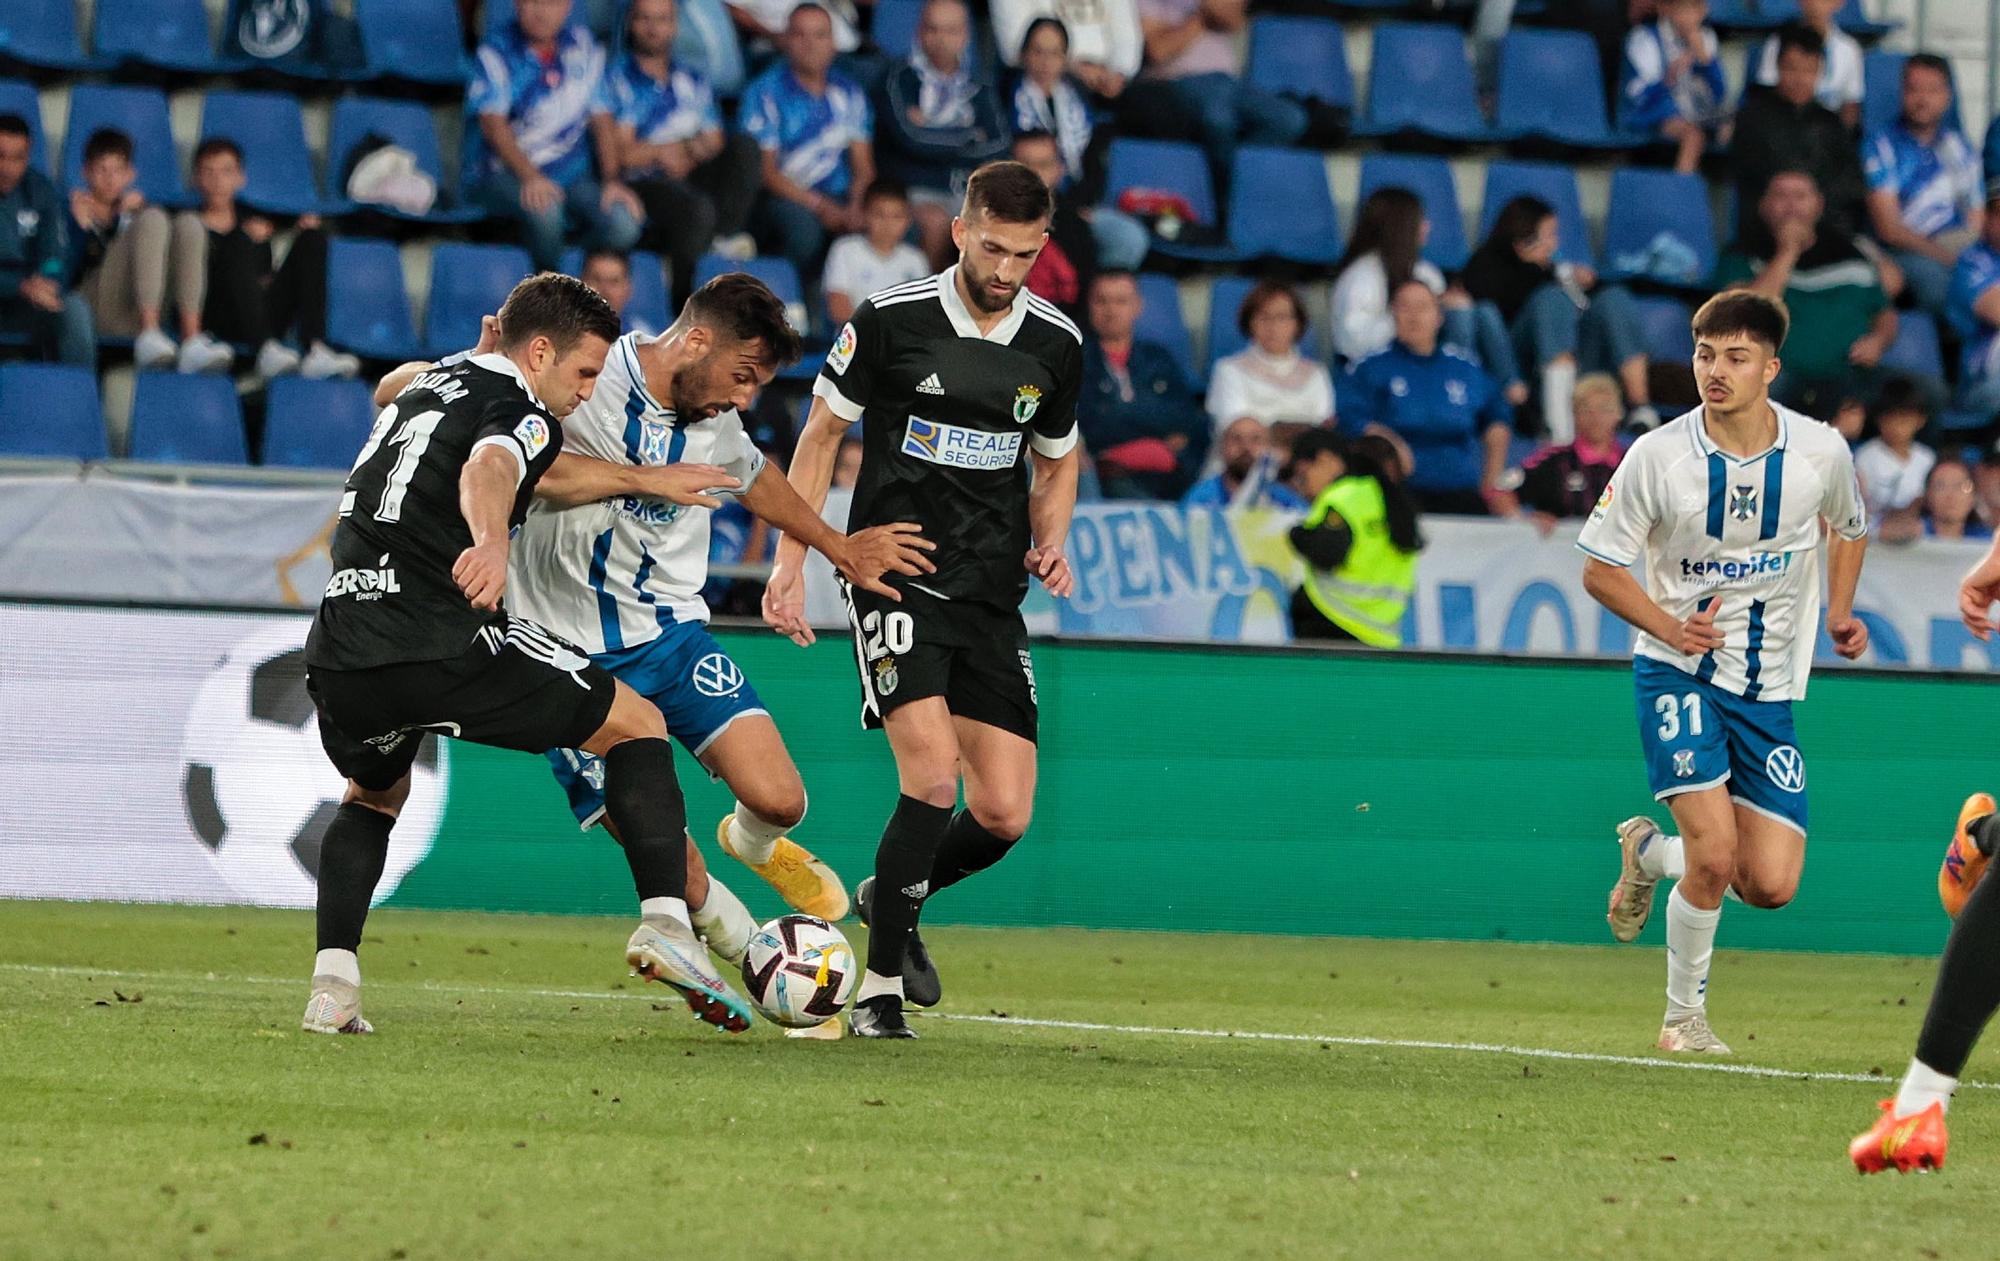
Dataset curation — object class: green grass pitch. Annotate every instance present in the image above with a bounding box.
[4,900,1997,1259]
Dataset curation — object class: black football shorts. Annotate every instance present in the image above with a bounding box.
[840,580,1038,744]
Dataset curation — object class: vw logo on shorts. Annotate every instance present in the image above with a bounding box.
[1764,745,1805,793]
[691,652,745,698]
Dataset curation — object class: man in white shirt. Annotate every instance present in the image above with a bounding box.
[1583,290,1869,1056]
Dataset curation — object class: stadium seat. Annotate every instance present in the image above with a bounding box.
[199,92,322,217]
[1630,295,1693,364]
[1356,155,1467,271]
[324,237,421,361]
[1706,0,1791,30]
[560,248,674,334]
[871,0,923,61]
[1227,147,1341,265]
[1863,51,1961,139]
[0,364,107,461]
[1359,23,1493,142]
[1479,161,1594,268]
[326,96,483,225]
[1246,16,1354,111]
[1494,30,1618,147]
[94,0,232,74]
[0,79,50,172]
[693,253,803,306]
[263,377,376,469]
[1134,274,1194,372]
[425,243,535,358]
[127,374,249,465]
[1103,138,1235,262]
[1835,0,1897,37]
[0,0,101,71]
[1601,169,1716,288]
[356,0,469,85]
[1204,275,1259,373]
[62,85,187,205]
[1880,310,1944,382]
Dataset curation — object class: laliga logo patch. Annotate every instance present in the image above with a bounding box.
[1012,384,1042,425]
[514,413,551,458]
[1764,745,1805,794]
[1672,749,1696,779]
[873,656,899,696]
[691,652,744,698]
[827,322,858,374]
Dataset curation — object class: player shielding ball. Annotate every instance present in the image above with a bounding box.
[764,161,1084,1039]
[1581,290,1869,1055]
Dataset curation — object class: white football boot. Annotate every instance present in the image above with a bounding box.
[626,915,754,1032]
[301,975,373,1035]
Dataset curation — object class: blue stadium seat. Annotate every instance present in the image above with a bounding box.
[356,0,469,85]
[425,243,535,358]
[1356,154,1467,271]
[1881,310,1944,382]
[1246,16,1354,110]
[1204,276,1259,373]
[1104,138,1236,261]
[1601,169,1716,288]
[0,0,101,71]
[1360,23,1493,142]
[1707,0,1791,30]
[94,0,231,74]
[0,364,106,460]
[1134,274,1193,371]
[324,237,420,361]
[263,377,376,469]
[871,0,923,60]
[561,247,674,334]
[62,85,186,205]
[1836,0,1896,37]
[200,91,322,217]
[326,96,484,225]
[0,79,50,172]
[1227,147,1340,265]
[127,374,248,465]
[1631,295,1693,364]
[693,254,803,305]
[1494,30,1617,147]
[1863,50,1961,139]
[1480,160,1593,268]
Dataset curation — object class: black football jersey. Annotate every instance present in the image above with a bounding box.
[305,354,565,670]
[814,269,1084,608]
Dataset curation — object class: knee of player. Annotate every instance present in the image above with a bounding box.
[970,799,1033,842]
[1682,849,1736,890]
[901,777,959,810]
[741,782,808,831]
[342,777,410,818]
[1735,877,1797,910]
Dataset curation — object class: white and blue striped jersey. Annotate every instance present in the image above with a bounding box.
[508,333,765,654]
[1576,403,1866,702]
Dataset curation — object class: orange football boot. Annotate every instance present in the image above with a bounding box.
[1850,1099,1948,1174]
[1940,792,1997,919]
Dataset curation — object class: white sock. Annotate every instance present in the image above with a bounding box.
[314,948,360,986]
[1636,832,1686,881]
[639,896,692,932]
[1541,359,1577,443]
[1893,1057,1957,1117]
[689,876,756,964]
[726,800,795,866]
[1664,886,1720,1021]
[856,969,904,1002]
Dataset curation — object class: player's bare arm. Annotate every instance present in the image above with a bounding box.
[533,453,739,509]
[1026,448,1079,599]
[763,396,848,646]
[453,444,519,612]
[739,461,934,602]
[1825,530,1869,659]
[1581,559,1726,657]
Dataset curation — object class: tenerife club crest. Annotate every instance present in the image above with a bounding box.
[1012,385,1042,425]
[638,417,671,465]
[1729,484,1759,522]
[1672,749,1696,779]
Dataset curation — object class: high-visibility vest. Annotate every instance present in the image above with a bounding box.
[1299,476,1417,648]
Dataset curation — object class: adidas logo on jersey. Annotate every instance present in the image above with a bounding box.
[916,373,944,395]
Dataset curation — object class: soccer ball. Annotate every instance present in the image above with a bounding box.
[740,914,857,1028]
[178,624,446,907]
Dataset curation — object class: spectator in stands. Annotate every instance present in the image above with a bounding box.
[1718,167,1897,421]
[728,0,861,54]
[1206,281,1335,444]
[0,115,92,369]
[1463,195,1658,440]
[1015,130,1098,316]
[466,0,640,273]
[1924,458,1991,541]
[1863,54,1984,315]
[579,249,661,336]
[822,180,928,326]
[1976,447,2000,530]
[1853,377,1937,530]
[1329,189,1449,365]
[742,3,874,281]
[876,0,1012,266]
[1183,414,1306,510]
[1340,280,1514,517]
[1286,429,1423,647]
[1750,0,1862,130]
[1011,26,1150,273]
[67,128,210,375]
[1732,24,1865,238]
[993,0,1142,102]
[1618,0,1728,174]
[1120,0,1305,187]
[1517,372,1627,527]
[832,433,864,489]
[1079,270,1208,499]
[1947,185,2000,422]
[603,0,763,304]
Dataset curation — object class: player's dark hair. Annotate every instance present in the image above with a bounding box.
[1905,53,1953,86]
[1868,374,1931,427]
[963,160,1053,226]
[1774,22,1825,63]
[1020,15,1069,58]
[0,113,30,143]
[83,128,133,166]
[862,177,909,208]
[581,248,631,277]
[680,271,804,368]
[194,136,243,166]
[497,272,623,355]
[1236,280,1308,342]
[1337,187,1424,293]
[1692,289,1790,354]
[1489,194,1555,253]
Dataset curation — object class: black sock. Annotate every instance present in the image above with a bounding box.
[1971,813,2000,857]
[929,810,1017,896]
[315,803,394,953]
[865,795,953,978]
[602,738,688,903]
[1915,860,2000,1076]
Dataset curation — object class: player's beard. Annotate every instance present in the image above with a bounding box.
[671,354,733,420]
[961,259,1021,314]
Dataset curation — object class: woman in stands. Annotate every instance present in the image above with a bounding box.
[1206,281,1334,446]
[1010,17,1149,272]
[1329,187,1492,379]
[1285,430,1424,647]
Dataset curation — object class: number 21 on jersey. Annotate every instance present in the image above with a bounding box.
[341,403,445,524]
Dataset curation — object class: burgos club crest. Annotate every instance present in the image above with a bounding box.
[873,656,899,696]
[1012,385,1042,425]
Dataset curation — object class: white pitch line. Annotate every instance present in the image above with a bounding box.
[6,961,1984,1092]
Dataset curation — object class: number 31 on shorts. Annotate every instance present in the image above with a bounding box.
[861,610,913,657]
[1655,691,1703,741]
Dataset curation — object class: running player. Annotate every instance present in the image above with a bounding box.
[303,273,751,1036]
[1584,289,1869,1055]
[763,160,1084,1039]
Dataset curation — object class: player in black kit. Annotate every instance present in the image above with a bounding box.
[765,161,1084,1038]
[301,273,754,1035]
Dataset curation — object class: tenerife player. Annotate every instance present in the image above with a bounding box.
[303,274,751,1036]
[1582,290,1869,1055]
[764,161,1084,1039]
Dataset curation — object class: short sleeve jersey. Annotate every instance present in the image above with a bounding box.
[1576,403,1867,703]
[739,64,872,199]
[813,268,1084,609]
[1862,121,1983,238]
[598,52,721,150]
[1948,241,2000,385]
[306,354,565,671]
